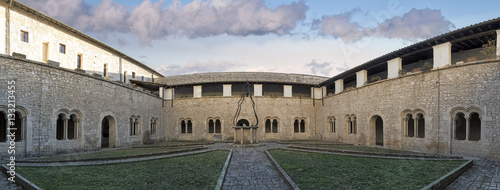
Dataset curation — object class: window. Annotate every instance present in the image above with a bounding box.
[77,54,82,69]
[67,114,77,140]
[453,110,481,141]
[208,119,222,134]
[103,64,108,78]
[132,72,136,79]
[59,44,66,54]
[402,110,425,138]
[12,112,23,141]
[328,117,336,133]
[294,118,305,133]
[180,119,193,134]
[150,118,158,135]
[129,116,140,136]
[56,114,65,140]
[124,71,127,84]
[346,115,356,134]
[21,30,28,43]
[265,118,279,133]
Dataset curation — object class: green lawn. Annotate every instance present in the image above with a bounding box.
[41,146,204,161]
[18,150,229,190]
[139,141,214,147]
[301,144,425,155]
[269,149,467,190]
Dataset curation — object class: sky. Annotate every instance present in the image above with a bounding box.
[18,0,500,77]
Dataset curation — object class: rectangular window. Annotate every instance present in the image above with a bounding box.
[59,44,66,54]
[76,54,82,69]
[103,64,108,77]
[21,30,28,43]
[132,72,136,79]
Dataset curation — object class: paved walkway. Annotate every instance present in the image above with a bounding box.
[221,147,289,190]
[445,159,500,190]
[0,172,23,190]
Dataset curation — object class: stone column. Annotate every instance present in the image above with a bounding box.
[352,117,357,134]
[465,115,470,141]
[223,84,232,97]
[414,115,419,138]
[403,116,408,137]
[283,85,292,97]
[63,118,68,140]
[254,84,262,97]
[497,30,500,58]
[334,79,344,94]
[432,42,452,69]
[356,70,367,87]
[193,85,202,98]
[387,57,402,78]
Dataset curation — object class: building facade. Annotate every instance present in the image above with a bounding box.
[0,1,499,158]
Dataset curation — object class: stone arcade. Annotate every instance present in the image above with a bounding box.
[0,1,500,159]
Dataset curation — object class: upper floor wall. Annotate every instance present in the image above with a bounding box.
[0,1,163,84]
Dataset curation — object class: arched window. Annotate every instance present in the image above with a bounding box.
[134,118,140,135]
[208,119,215,133]
[406,114,414,137]
[329,117,335,133]
[215,119,221,133]
[57,113,66,140]
[130,117,135,136]
[300,119,306,133]
[293,119,299,133]
[469,112,481,141]
[12,112,22,141]
[272,119,278,133]
[346,115,356,134]
[180,120,186,133]
[416,113,425,138]
[265,119,271,133]
[67,114,77,140]
[150,118,157,135]
[0,112,7,142]
[455,112,466,140]
[187,120,193,133]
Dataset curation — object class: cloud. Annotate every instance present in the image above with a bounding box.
[315,8,455,42]
[19,0,308,44]
[154,60,245,76]
[305,60,333,76]
[336,62,350,72]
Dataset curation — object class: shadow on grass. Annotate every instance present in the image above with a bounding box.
[17,150,229,190]
[269,149,467,190]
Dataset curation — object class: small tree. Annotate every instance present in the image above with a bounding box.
[480,39,497,59]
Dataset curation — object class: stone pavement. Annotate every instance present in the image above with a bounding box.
[0,172,23,190]
[221,147,290,190]
[445,159,500,190]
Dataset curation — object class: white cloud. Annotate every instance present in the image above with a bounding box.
[20,0,308,45]
[314,8,455,42]
[154,60,245,76]
[305,60,333,76]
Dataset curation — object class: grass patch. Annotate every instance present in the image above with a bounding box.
[269,149,466,190]
[141,141,214,147]
[301,144,425,155]
[17,150,229,190]
[41,146,203,161]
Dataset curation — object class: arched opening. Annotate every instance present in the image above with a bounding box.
[215,119,221,133]
[180,120,186,133]
[417,113,425,138]
[0,112,6,142]
[101,116,116,148]
[294,119,299,133]
[13,112,23,141]
[56,113,65,140]
[265,119,271,133]
[406,114,414,137]
[236,119,249,126]
[272,119,278,133]
[373,116,383,146]
[208,119,215,133]
[455,112,466,140]
[469,112,481,141]
[67,114,77,140]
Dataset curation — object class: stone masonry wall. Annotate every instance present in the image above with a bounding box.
[317,60,500,158]
[0,55,165,157]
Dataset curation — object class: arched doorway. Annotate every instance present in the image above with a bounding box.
[375,116,383,146]
[236,119,249,126]
[101,116,116,148]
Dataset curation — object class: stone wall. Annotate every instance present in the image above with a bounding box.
[0,55,165,157]
[317,60,500,158]
[164,96,318,142]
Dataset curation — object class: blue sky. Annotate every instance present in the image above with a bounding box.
[19,0,500,76]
